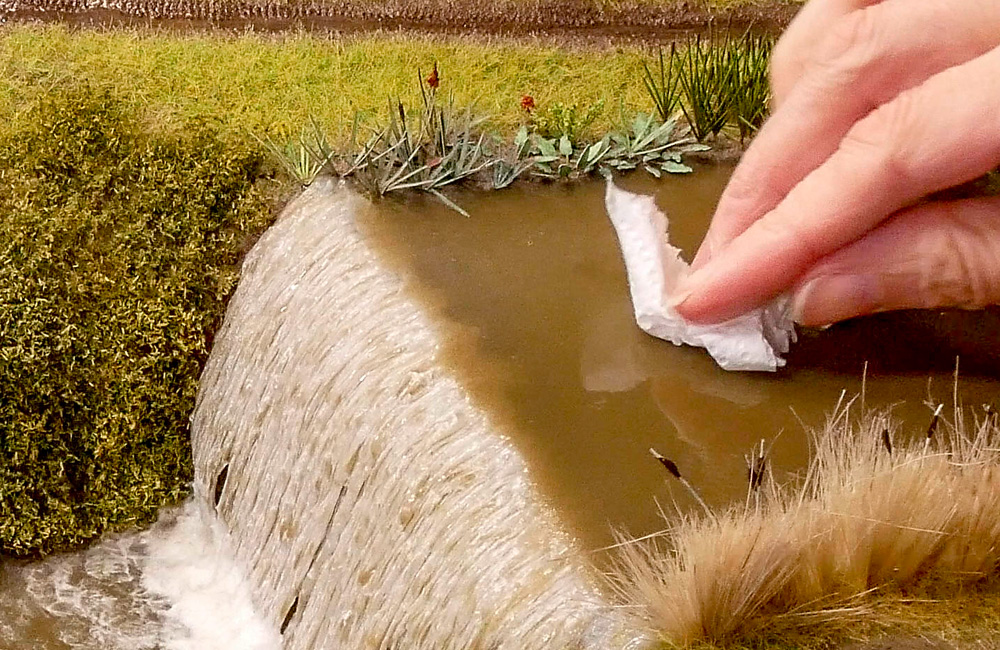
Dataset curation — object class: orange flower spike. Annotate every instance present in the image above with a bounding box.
[426,63,440,90]
[520,95,535,112]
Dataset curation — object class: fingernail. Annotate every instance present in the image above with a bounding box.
[669,286,694,309]
[689,240,715,272]
[791,275,879,327]
[669,269,705,310]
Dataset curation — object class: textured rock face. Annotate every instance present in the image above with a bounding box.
[189,179,638,650]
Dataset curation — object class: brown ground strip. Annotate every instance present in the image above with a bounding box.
[3,0,799,43]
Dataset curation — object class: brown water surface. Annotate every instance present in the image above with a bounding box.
[362,166,1000,555]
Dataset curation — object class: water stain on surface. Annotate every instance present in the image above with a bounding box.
[362,166,1000,554]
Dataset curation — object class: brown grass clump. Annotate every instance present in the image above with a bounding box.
[611,394,1000,645]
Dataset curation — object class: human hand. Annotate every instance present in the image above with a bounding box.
[673,0,1000,327]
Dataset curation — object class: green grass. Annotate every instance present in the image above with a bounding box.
[0,25,653,145]
[0,25,772,184]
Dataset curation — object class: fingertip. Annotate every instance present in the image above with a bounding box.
[670,280,710,322]
[672,266,751,324]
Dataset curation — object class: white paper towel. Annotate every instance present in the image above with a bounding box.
[604,180,795,372]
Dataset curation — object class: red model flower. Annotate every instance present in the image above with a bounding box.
[520,95,535,112]
[426,63,440,89]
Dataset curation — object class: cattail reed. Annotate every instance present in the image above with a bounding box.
[745,439,768,493]
[649,448,711,516]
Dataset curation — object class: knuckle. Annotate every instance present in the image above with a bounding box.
[814,10,877,64]
[919,206,1000,309]
[712,143,781,227]
[721,161,761,208]
[756,212,826,271]
[806,10,880,84]
[839,92,920,184]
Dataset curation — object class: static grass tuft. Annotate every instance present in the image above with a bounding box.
[612,396,1000,646]
[0,82,272,557]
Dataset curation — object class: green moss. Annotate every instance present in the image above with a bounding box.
[0,83,273,556]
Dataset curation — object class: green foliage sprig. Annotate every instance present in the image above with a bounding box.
[530,100,606,146]
[517,111,707,180]
[643,30,775,142]
[642,43,680,124]
[0,84,270,556]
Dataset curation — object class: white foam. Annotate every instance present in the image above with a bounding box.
[140,499,282,650]
[604,180,795,372]
[0,498,279,650]
[1,530,162,649]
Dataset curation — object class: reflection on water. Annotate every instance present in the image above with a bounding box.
[363,167,1000,554]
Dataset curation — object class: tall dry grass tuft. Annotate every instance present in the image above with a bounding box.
[610,393,1000,644]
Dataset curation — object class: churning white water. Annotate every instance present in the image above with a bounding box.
[139,497,281,650]
[0,498,279,650]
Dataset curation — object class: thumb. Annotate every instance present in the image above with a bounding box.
[790,197,1000,326]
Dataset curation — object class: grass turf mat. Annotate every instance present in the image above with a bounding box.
[0,25,653,144]
[0,83,272,556]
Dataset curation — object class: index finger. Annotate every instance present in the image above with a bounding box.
[675,45,1000,324]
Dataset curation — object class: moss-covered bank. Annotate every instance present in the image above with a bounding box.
[0,84,273,556]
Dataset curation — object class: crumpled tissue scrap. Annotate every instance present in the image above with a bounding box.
[604,180,795,372]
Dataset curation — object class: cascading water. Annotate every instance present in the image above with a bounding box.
[189,178,639,649]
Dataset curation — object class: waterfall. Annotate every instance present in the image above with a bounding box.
[189,178,641,649]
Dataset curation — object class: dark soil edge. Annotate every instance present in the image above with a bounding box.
[4,0,800,43]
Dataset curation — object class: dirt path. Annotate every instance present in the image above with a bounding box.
[4,0,799,44]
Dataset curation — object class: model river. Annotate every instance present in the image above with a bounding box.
[3,165,998,648]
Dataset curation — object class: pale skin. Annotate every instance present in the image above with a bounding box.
[673,0,1000,327]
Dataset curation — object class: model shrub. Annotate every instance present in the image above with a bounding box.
[0,84,271,556]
